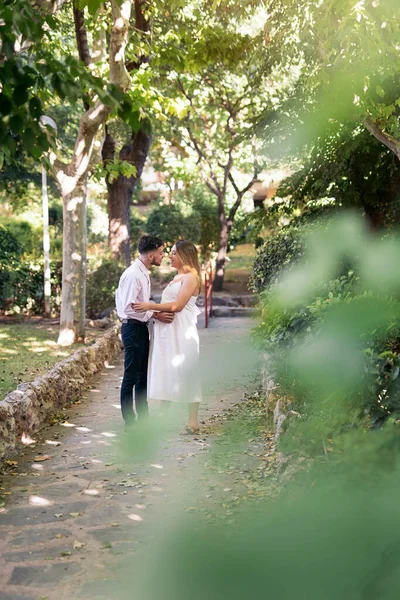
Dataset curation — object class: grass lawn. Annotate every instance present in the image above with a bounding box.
[224,243,256,287]
[0,320,100,400]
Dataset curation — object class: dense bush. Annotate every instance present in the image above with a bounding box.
[130,210,147,252]
[146,203,201,249]
[86,259,125,318]
[0,224,21,264]
[191,196,219,257]
[249,226,305,294]
[252,216,400,453]
[0,218,43,258]
[0,260,62,313]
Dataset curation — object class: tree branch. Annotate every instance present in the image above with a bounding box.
[125,0,150,71]
[73,0,91,67]
[228,172,258,223]
[110,0,132,91]
[364,118,400,160]
[53,0,133,190]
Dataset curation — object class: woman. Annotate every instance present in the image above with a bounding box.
[133,240,202,433]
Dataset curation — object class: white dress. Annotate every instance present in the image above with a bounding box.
[148,280,202,404]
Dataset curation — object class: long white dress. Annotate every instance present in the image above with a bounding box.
[148,279,202,404]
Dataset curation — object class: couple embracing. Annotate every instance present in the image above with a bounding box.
[115,235,202,435]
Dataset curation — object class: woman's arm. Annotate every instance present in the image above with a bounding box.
[133,274,198,313]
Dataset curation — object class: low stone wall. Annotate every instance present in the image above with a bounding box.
[0,326,122,461]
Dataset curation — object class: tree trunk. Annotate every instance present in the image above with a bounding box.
[103,127,151,266]
[213,216,229,292]
[107,176,135,266]
[58,179,87,345]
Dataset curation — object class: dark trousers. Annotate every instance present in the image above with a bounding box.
[120,321,149,425]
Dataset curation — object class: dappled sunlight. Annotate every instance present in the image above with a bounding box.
[91,459,103,464]
[90,389,101,393]
[0,322,103,397]
[112,404,120,409]
[128,514,143,522]
[101,431,117,438]
[84,489,100,496]
[81,440,91,445]
[150,464,163,469]
[31,463,44,471]
[184,326,198,341]
[45,439,62,446]
[29,495,52,507]
[61,422,76,428]
[76,426,92,433]
[172,354,185,367]
[104,362,116,369]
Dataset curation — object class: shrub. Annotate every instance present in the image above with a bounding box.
[191,196,219,257]
[0,224,21,264]
[146,203,201,249]
[0,218,42,258]
[86,259,125,318]
[249,226,305,294]
[0,260,62,313]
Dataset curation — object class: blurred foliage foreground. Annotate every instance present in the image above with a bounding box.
[107,213,400,600]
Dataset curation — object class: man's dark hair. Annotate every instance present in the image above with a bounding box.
[138,234,164,254]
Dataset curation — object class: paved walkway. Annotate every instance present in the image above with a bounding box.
[0,318,259,600]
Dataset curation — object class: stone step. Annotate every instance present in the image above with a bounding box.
[209,306,258,318]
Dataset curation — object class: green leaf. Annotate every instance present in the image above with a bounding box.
[13,85,29,107]
[29,97,42,118]
[0,93,13,116]
[9,114,24,133]
[22,128,35,153]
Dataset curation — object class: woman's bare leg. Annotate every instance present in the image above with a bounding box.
[188,402,200,430]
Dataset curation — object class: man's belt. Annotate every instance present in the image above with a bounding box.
[121,318,147,324]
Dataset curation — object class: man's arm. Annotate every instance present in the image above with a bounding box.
[153,311,174,324]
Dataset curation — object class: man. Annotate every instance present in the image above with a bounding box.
[116,235,174,428]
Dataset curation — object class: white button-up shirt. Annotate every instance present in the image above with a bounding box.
[115,259,154,322]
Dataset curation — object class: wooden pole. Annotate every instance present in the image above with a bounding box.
[42,165,51,318]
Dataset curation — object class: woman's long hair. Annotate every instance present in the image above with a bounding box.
[175,240,202,292]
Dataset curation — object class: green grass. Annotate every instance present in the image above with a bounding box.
[224,243,256,284]
[0,322,99,400]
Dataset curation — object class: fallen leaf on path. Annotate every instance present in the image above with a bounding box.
[0,497,5,507]
[56,534,63,539]
[61,551,71,557]
[73,540,85,549]
[5,460,18,466]
[54,514,63,518]
[69,512,80,517]
[34,455,52,462]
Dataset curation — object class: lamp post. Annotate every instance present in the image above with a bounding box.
[39,115,57,319]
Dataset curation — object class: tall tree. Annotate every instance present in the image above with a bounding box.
[263,0,400,162]
[154,4,283,290]
[102,0,151,266]
[48,0,134,345]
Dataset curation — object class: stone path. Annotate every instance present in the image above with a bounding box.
[0,317,259,600]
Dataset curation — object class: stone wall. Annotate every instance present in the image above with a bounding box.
[0,326,122,461]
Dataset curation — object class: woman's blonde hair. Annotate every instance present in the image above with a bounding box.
[175,240,202,292]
